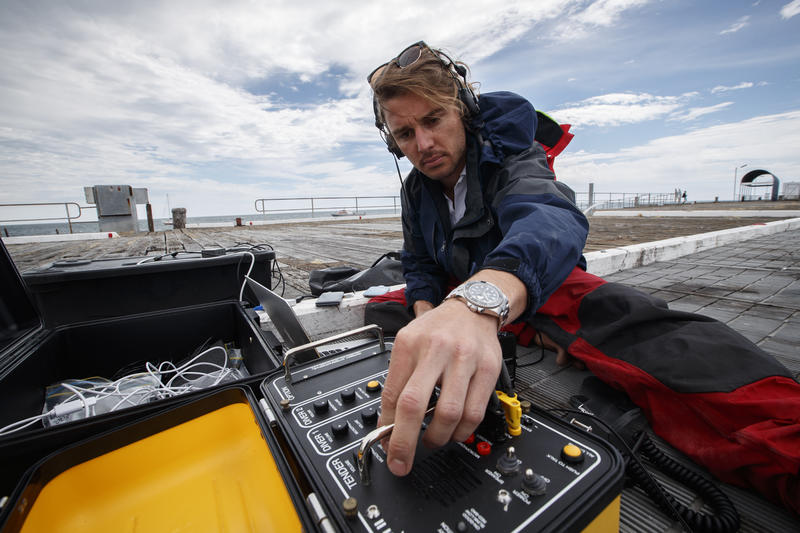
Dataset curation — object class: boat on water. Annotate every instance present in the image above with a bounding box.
[331,209,365,217]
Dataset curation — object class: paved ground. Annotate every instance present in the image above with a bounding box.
[513,228,800,532]
[3,203,798,530]
[5,199,799,299]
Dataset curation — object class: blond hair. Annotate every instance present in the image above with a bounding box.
[370,46,476,151]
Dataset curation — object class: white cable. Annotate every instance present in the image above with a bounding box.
[61,382,92,418]
[238,251,256,303]
[54,397,98,417]
[0,414,49,436]
[4,345,234,435]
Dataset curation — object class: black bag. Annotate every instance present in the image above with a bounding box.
[308,252,404,296]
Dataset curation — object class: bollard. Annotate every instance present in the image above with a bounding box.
[146,203,155,232]
[172,208,187,229]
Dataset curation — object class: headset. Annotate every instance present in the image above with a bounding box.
[370,43,480,160]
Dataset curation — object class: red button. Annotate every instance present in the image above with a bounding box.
[476,441,491,456]
[464,434,475,445]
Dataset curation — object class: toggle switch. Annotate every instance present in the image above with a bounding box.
[522,468,547,496]
[496,446,522,476]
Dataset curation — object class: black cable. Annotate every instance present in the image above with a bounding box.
[629,433,741,533]
[517,331,545,367]
[546,408,696,533]
[227,242,285,296]
[548,407,741,533]
[498,362,514,396]
[393,154,403,186]
[271,259,286,296]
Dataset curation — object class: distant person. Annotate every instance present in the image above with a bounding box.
[682,191,688,203]
[366,41,799,514]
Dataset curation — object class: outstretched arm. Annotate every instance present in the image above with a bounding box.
[378,269,526,476]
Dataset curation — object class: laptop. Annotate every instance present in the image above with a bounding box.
[244,276,372,364]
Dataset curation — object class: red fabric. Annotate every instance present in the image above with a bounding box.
[536,267,605,334]
[541,124,574,173]
[572,337,800,514]
[542,269,800,515]
[368,287,408,305]
[371,269,800,514]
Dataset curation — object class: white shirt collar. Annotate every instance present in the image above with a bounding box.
[444,167,467,226]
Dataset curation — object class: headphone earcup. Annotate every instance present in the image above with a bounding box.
[373,94,406,158]
[459,87,480,118]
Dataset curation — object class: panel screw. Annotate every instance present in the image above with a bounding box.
[342,497,358,519]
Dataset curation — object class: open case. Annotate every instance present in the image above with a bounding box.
[0,386,312,532]
[0,241,282,508]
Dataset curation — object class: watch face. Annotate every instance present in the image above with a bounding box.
[464,282,503,307]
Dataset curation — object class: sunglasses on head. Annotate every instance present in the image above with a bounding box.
[368,41,460,85]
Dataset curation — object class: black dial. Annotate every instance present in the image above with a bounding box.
[464,281,503,307]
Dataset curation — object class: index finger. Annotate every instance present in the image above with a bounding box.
[383,359,442,476]
[378,331,419,429]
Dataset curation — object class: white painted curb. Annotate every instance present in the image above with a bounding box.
[585,217,800,276]
[592,209,800,218]
[2,232,119,244]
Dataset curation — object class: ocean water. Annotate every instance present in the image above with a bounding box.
[1,209,399,237]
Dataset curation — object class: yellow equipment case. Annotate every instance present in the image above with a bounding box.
[0,387,311,532]
[0,240,282,518]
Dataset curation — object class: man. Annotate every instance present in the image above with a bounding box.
[368,42,799,514]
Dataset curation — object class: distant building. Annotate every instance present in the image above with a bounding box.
[783,182,800,200]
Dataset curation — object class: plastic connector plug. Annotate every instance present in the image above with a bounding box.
[496,391,522,436]
[54,397,97,417]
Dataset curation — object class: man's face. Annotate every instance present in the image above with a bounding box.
[382,92,466,192]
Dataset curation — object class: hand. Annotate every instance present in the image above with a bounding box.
[534,330,585,370]
[413,300,434,318]
[378,299,502,476]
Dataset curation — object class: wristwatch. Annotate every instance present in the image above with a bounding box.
[445,280,509,329]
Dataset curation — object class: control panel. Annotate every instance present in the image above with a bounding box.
[262,339,623,532]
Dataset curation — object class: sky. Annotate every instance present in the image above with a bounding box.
[1,0,799,222]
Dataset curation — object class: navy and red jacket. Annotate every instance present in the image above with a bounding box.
[400,91,587,320]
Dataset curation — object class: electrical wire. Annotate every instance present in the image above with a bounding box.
[235,251,255,303]
[229,242,286,297]
[517,332,546,367]
[0,414,50,436]
[61,382,92,418]
[0,346,239,437]
[543,407,699,533]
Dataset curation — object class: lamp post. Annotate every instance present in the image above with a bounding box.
[733,163,747,201]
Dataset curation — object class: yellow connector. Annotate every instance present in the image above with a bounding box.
[496,390,522,436]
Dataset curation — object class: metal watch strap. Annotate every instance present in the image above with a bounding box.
[445,281,509,330]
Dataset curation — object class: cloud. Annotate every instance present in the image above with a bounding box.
[711,82,754,94]
[556,111,800,201]
[549,93,688,128]
[720,16,750,35]
[553,0,652,39]
[672,102,734,122]
[1,0,599,218]
[781,0,800,19]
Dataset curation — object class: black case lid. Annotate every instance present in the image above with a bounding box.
[22,249,276,328]
[0,240,41,353]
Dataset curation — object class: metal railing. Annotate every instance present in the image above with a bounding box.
[574,192,680,212]
[254,191,686,220]
[254,195,401,218]
[0,202,91,234]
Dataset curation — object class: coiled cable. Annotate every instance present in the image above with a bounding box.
[628,432,741,533]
